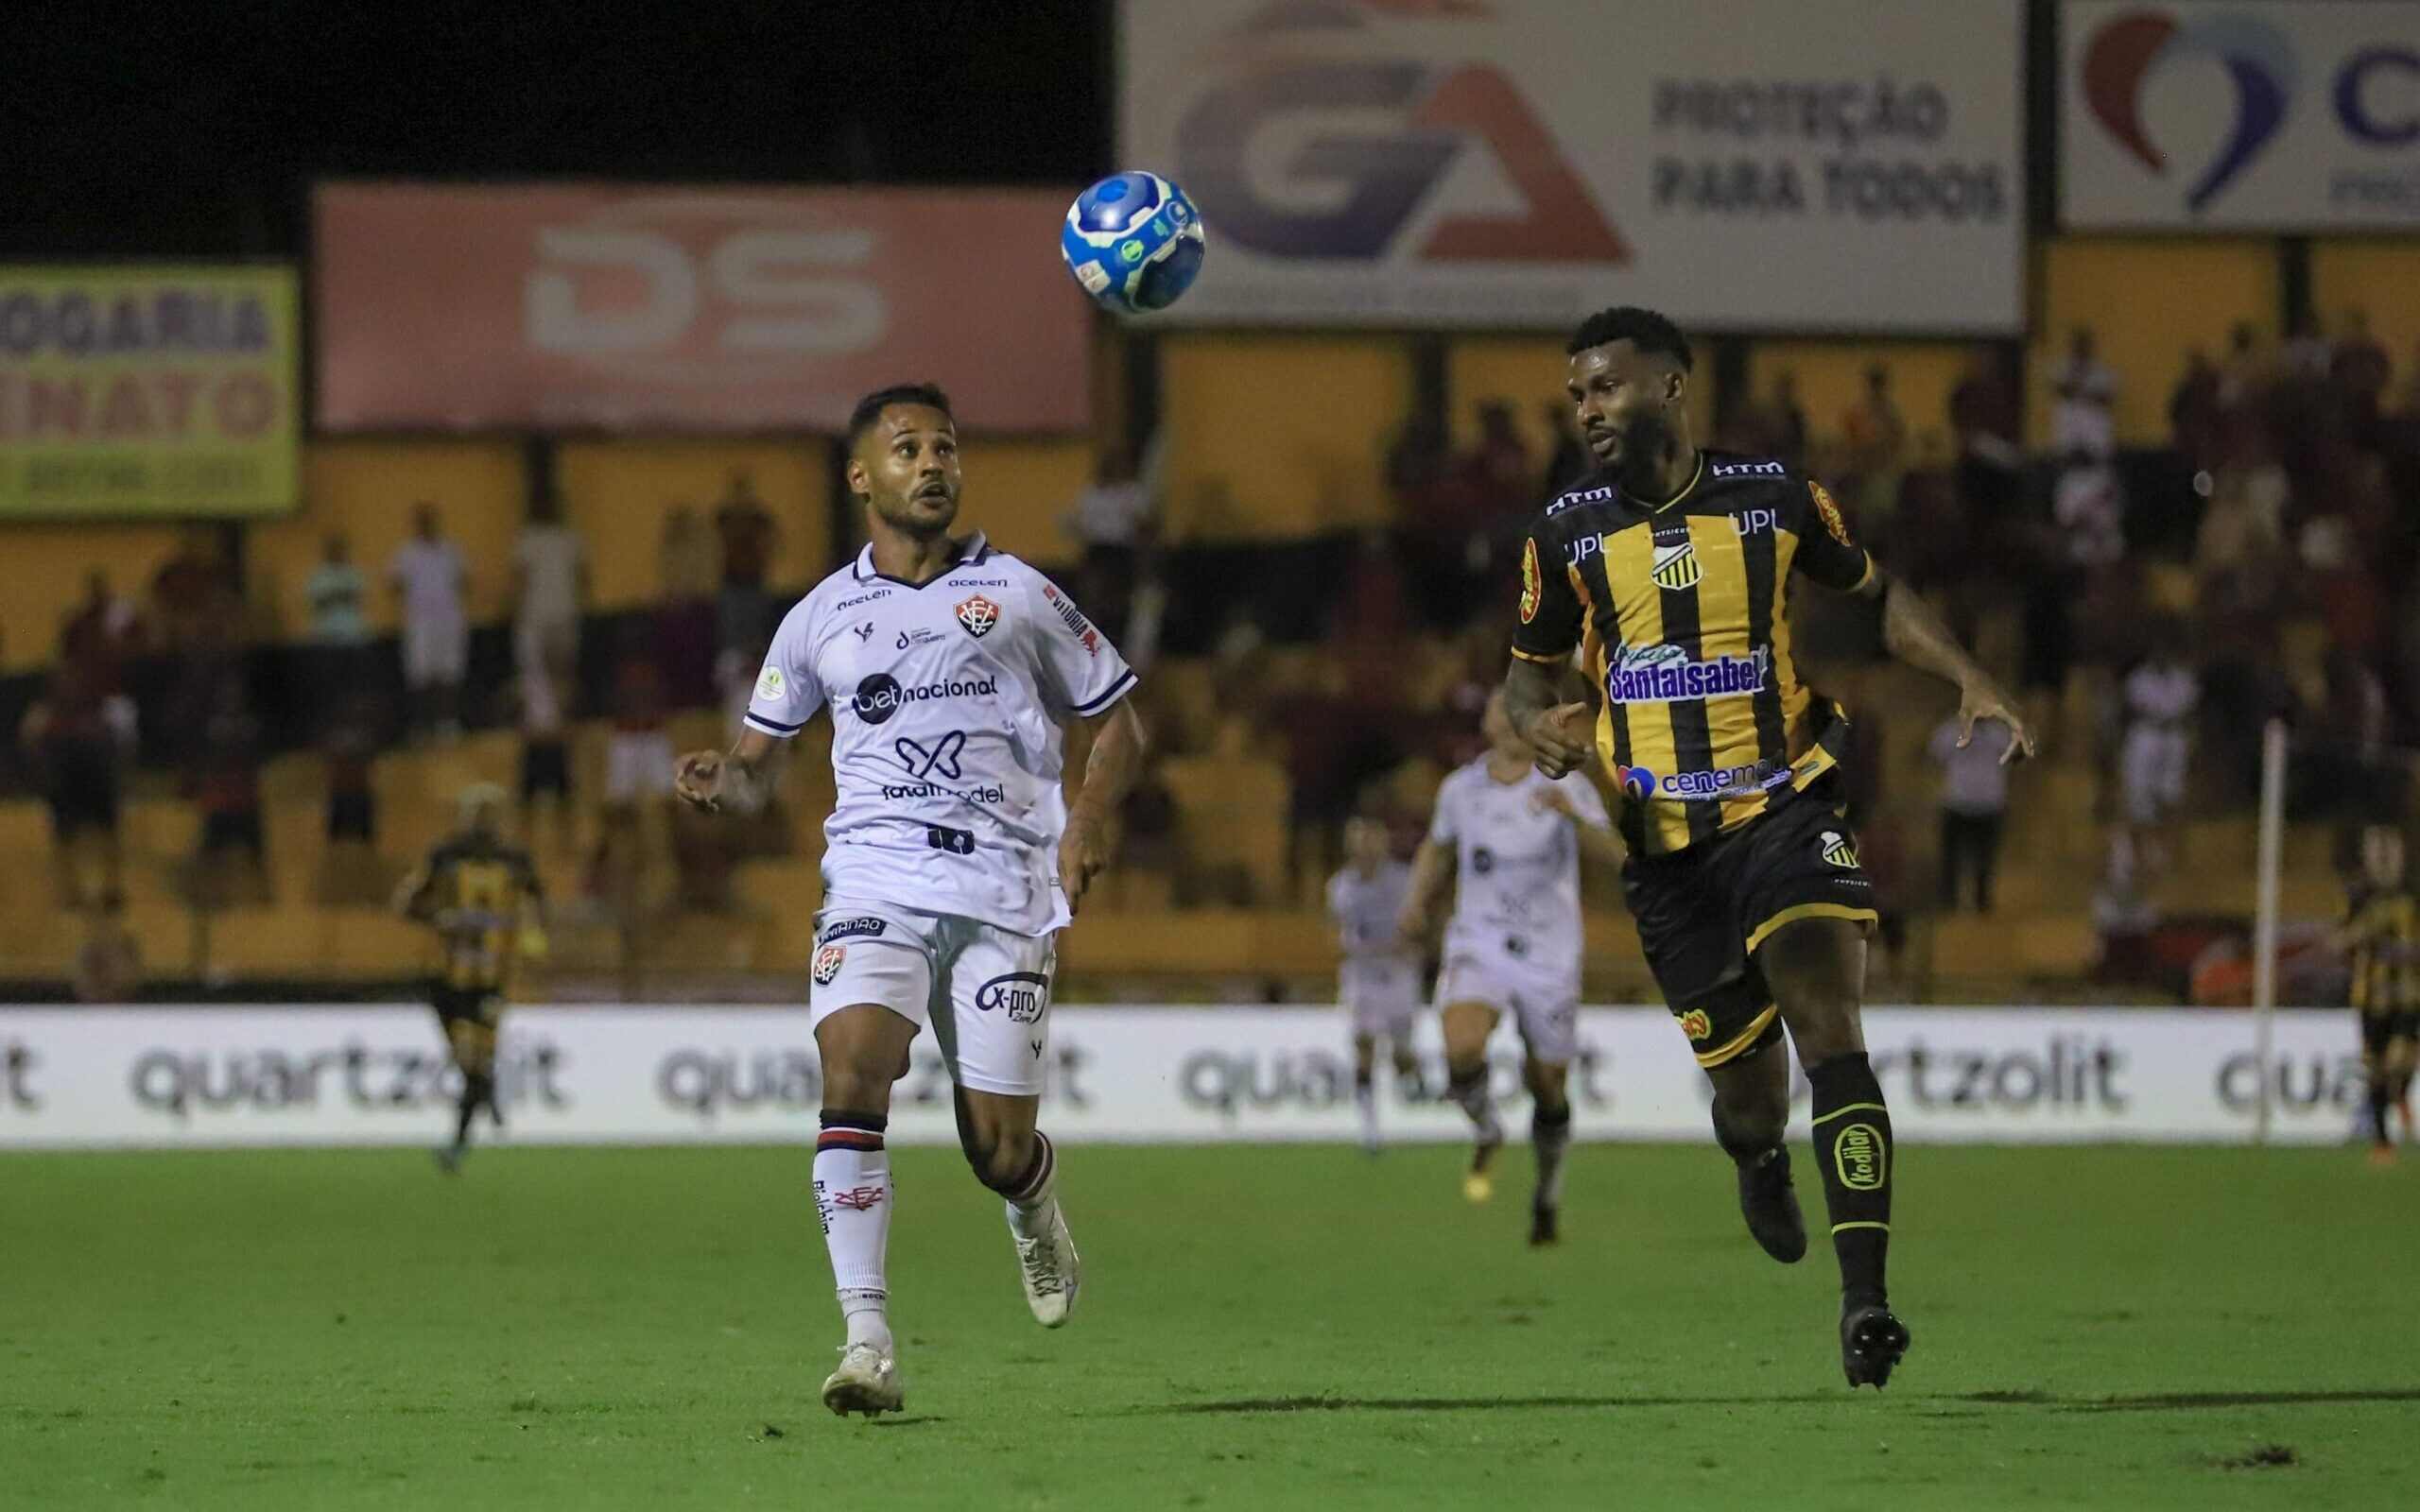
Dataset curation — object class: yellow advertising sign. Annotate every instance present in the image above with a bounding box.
[0,266,299,517]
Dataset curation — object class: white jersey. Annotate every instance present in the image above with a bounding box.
[1426,758,1608,980]
[1328,860,1414,969]
[746,533,1135,936]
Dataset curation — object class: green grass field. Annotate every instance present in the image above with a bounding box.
[3,1143,2415,1510]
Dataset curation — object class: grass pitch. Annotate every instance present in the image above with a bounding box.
[3,1143,2415,1510]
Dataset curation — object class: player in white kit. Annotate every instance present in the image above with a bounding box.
[1327,816,1426,1155]
[674,386,1147,1418]
[1402,691,1617,1245]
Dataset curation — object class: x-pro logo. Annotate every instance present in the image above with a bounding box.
[895,730,967,781]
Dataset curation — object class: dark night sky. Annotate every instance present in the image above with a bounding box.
[5,1,1111,258]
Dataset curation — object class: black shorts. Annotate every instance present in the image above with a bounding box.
[521,740,571,801]
[433,985,504,1033]
[2360,1009,2418,1065]
[327,789,375,843]
[1621,782,1877,1068]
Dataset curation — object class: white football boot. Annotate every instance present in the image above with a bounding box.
[820,1341,905,1418]
[1009,1199,1082,1328]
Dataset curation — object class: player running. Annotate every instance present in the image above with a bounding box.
[2340,826,2417,1165]
[674,384,1146,1419]
[394,784,545,1175]
[1327,815,1426,1155]
[1401,691,1617,1246]
[1505,307,2032,1387]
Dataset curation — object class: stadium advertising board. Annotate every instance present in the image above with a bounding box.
[313,184,1092,432]
[2063,1,2420,229]
[1116,0,2024,332]
[0,266,300,517]
[0,1006,2362,1149]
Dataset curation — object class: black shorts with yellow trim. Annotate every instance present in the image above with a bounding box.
[2360,1007,2419,1065]
[1620,780,1877,1068]
[432,984,505,1033]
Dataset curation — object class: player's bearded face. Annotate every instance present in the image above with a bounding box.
[1571,344,1678,490]
[857,405,961,536]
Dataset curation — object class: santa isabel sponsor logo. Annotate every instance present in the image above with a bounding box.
[1605,644,1770,703]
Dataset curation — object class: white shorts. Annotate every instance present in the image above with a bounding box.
[2121,726,2188,826]
[809,895,1058,1097]
[402,614,469,688]
[1436,952,1579,1066]
[1341,959,1422,1038]
[605,730,675,803]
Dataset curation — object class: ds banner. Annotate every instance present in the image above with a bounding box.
[313,184,1094,433]
[0,266,299,517]
[1118,0,2024,332]
[2064,1,2420,229]
[0,1005,2364,1149]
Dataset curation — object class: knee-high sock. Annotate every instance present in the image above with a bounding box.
[453,1070,491,1150]
[1354,1065,1379,1146]
[1447,1062,1501,1143]
[1808,1054,1893,1309]
[1002,1132,1060,1239]
[814,1111,892,1349]
[2370,1075,2395,1147]
[1531,1100,1573,1209]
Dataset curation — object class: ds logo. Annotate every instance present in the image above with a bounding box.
[527,198,889,372]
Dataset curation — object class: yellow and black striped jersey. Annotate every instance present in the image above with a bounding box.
[1512,451,1874,859]
[2344,887,2419,1014]
[401,836,544,993]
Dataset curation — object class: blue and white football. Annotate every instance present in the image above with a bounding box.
[1061,171,1206,316]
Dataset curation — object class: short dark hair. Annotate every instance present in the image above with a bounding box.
[1564,306,1693,370]
[845,383,953,451]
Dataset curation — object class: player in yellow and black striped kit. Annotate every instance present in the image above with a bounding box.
[2341,827,2418,1164]
[1504,307,2033,1389]
[396,785,545,1173]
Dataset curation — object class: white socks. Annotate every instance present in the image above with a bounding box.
[1002,1132,1059,1238]
[815,1115,892,1351]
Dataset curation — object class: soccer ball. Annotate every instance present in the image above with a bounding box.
[1061,171,1206,316]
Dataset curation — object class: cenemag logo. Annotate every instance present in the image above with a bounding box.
[1833,1121,1886,1190]
[850,672,996,725]
[2083,9,2296,212]
[1605,644,1770,705]
[129,1040,566,1121]
[976,971,1050,1024]
[1624,758,1793,802]
[1169,1,1624,264]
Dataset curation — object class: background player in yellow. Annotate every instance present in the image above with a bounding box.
[1505,307,2033,1389]
[2338,826,2417,1165]
[395,784,546,1174]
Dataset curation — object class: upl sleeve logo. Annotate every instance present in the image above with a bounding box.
[1169,0,1626,263]
[2083,9,2296,212]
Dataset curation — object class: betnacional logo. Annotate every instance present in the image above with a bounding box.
[1519,537,1541,623]
[1171,0,1627,265]
[2083,9,2297,213]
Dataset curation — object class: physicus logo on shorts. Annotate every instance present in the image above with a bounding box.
[1650,537,1701,592]
[976,971,1050,1024]
[1678,1007,1713,1042]
[754,665,785,702]
[955,593,1001,639]
[1820,829,1861,868]
[1808,480,1854,546]
[1605,644,1769,704]
[1834,1122,1886,1190]
[1519,537,1541,624]
[812,944,847,987]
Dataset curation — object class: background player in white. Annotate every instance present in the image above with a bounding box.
[673,385,1147,1418]
[1400,691,1617,1246]
[1327,815,1425,1155]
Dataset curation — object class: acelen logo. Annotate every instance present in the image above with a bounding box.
[1173,1,1625,263]
[2083,9,2297,211]
[525,196,890,379]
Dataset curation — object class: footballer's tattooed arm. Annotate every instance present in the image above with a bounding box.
[1061,699,1149,916]
[1503,655,1593,780]
[674,725,786,816]
[1862,569,2035,765]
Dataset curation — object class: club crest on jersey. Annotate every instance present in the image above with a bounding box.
[1519,538,1541,624]
[1651,537,1701,592]
[812,943,847,986]
[1820,829,1861,868]
[955,593,1001,639]
[1809,480,1853,546]
[1679,1007,1713,1042]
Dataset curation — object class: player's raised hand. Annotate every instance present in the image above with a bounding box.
[1059,814,1113,917]
[673,749,726,812]
[1956,679,2037,766]
[1522,701,1593,779]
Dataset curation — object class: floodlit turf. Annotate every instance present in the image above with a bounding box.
[3,1143,2416,1511]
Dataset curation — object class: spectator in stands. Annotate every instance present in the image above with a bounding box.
[59,571,143,705]
[2169,349,2224,470]
[2218,322,2268,412]
[148,528,246,758]
[190,674,268,906]
[713,470,778,655]
[1929,714,2013,914]
[2118,621,2198,877]
[302,532,372,720]
[1062,437,1160,641]
[1950,345,2024,515]
[2280,307,2334,378]
[1841,364,1908,522]
[512,490,589,690]
[516,650,573,848]
[604,644,674,813]
[73,892,141,1005]
[1539,398,1591,496]
[1453,400,1535,596]
[18,668,133,908]
[2048,326,2118,460]
[2332,309,2393,447]
[389,503,469,743]
[318,695,385,905]
[2090,830,2160,986]
[654,502,719,704]
[1746,369,1809,472]
[2051,447,2128,568]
